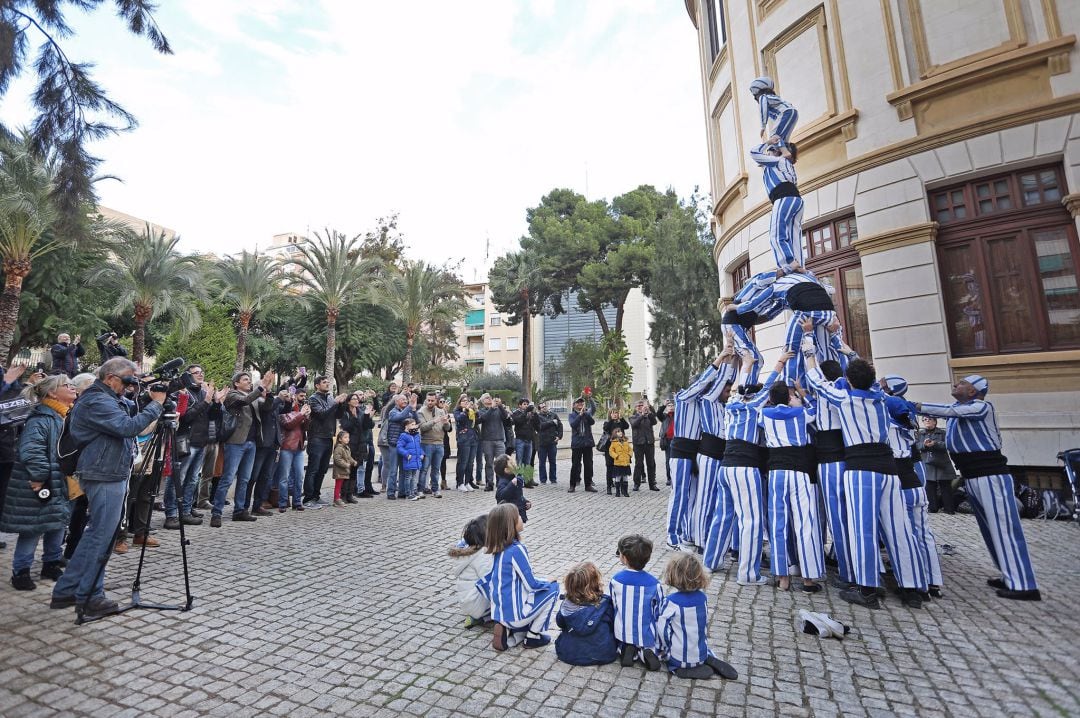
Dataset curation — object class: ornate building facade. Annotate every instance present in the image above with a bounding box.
[686,0,1080,473]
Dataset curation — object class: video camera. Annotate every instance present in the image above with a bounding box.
[133,357,186,413]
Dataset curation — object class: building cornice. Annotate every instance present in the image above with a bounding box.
[684,0,698,28]
[1062,193,1080,218]
[852,222,938,256]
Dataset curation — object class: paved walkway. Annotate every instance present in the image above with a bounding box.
[1,456,1078,717]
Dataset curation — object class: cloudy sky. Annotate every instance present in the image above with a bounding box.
[2,0,708,282]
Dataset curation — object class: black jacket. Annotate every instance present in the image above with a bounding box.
[628,409,657,445]
[179,386,220,448]
[340,410,375,457]
[477,406,510,442]
[306,391,341,440]
[536,411,563,447]
[96,333,128,363]
[496,473,528,523]
[569,402,596,449]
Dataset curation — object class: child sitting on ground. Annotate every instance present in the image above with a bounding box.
[555,562,618,666]
[332,430,357,507]
[608,534,664,671]
[494,454,531,523]
[449,514,493,629]
[607,428,633,497]
[476,504,559,651]
[657,553,739,680]
[396,418,423,501]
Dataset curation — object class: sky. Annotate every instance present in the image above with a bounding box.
[1,0,709,283]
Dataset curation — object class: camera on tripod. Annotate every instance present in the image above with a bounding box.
[135,357,186,414]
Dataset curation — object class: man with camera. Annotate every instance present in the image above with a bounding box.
[535,402,563,485]
[96,331,128,363]
[163,365,226,530]
[51,358,165,618]
[511,398,540,476]
[302,375,347,508]
[628,398,660,491]
[212,370,276,526]
[476,393,509,491]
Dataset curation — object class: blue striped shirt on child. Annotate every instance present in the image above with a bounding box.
[608,569,665,649]
[657,589,713,670]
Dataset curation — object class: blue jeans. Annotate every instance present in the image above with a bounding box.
[277,449,305,508]
[13,528,64,573]
[456,438,478,486]
[538,443,558,483]
[303,436,332,502]
[399,469,418,498]
[53,479,127,602]
[515,439,534,472]
[381,445,399,497]
[213,441,257,516]
[164,445,205,518]
[421,444,445,493]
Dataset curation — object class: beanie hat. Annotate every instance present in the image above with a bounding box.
[963,374,989,396]
[881,374,908,397]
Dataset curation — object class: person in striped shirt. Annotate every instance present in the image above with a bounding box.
[475,504,559,651]
[701,352,783,584]
[656,553,738,680]
[914,375,1039,601]
[690,349,738,548]
[801,330,925,610]
[760,381,824,592]
[750,76,798,149]
[750,141,803,274]
[720,296,783,387]
[609,534,664,671]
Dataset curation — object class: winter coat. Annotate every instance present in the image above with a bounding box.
[339,410,374,460]
[95,333,127,363]
[386,405,417,448]
[511,407,540,444]
[658,406,674,451]
[255,396,281,449]
[449,546,494,619]
[50,341,85,378]
[332,442,356,480]
[0,404,72,535]
[306,391,341,440]
[555,596,618,666]
[397,430,423,471]
[278,406,310,452]
[477,406,510,442]
[537,411,563,447]
[417,405,451,445]
[454,408,479,444]
[496,473,528,523]
[68,380,162,483]
[224,387,266,445]
[628,409,657,445]
[608,439,633,468]
[569,403,596,449]
[178,386,219,448]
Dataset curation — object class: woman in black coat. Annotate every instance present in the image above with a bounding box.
[339,394,376,499]
[0,375,78,590]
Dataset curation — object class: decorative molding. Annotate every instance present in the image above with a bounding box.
[907,0,1027,79]
[708,44,729,83]
[1063,193,1080,218]
[947,350,1080,394]
[712,92,1080,263]
[880,0,905,93]
[885,36,1076,120]
[757,0,786,22]
[1049,51,1070,75]
[713,174,749,218]
[763,5,838,126]
[744,0,762,76]
[827,0,853,111]
[852,222,938,256]
[1042,0,1061,39]
[792,109,859,150]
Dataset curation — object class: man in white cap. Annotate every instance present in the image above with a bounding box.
[916,375,1039,601]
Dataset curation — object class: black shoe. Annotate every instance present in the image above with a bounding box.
[39,561,64,581]
[642,648,662,671]
[986,577,1007,590]
[674,664,715,680]
[232,511,257,522]
[210,515,222,528]
[11,569,36,591]
[468,482,479,490]
[163,517,181,530]
[619,643,635,667]
[181,514,203,525]
[997,588,1042,601]
[188,508,204,519]
[584,486,598,493]
[567,487,576,493]
[840,587,881,609]
[345,496,359,504]
[523,634,551,648]
[705,655,739,680]
[633,483,640,492]
[79,594,119,619]
[251,506,273,516]
[649,484,660,491]
[900,589,923,609]
[801,582,823,594]
[484,485,494,492]
[50,594,77,609]
[928,585,943,599]
[358,492,375,498]
[828,575,853,590]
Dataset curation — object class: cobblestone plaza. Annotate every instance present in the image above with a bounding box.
[1,455,1078,717]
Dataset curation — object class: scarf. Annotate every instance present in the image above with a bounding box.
[41,397,71,418]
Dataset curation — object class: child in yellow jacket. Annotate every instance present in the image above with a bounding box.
[332,430,358,507]
[608,428,633,498]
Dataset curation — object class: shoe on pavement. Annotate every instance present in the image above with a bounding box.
[619,643,635,667]
[809,611,850,639]
[409,495,421,502]
[997,588,1041,601]
[642,649,662,671]
[292,505,305,511]
[252,506,273,516]
[796,609,833,638]
[182,514,203,525]
[457,485,469,492]
[986,577,1007,590]
[674,664,715,680]
[584,486,598,493]
[484,486,494,492]
[900,589,923,609]
[333,499,345,507]
[492,623,508,652]
[523,633,551,648]
[50,593,77,609]
[231,511,257,522]
[79,594,119,619]
[434,492,443,498]
[840,587,881,609]
[736,577,769,586]
[705,655,738,680]
[10,569,36,591]
[113,540,129,555]
[163,517,181,530]
[210,515,222,528]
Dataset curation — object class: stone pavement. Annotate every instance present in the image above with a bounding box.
[1,454,1079,717]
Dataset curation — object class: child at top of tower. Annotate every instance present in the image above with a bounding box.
[750,75,798,148]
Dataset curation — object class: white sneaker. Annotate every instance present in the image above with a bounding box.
[464,485,474,492]
[457,485,469,492]
[809,611,848,639]
[736,577,769,586]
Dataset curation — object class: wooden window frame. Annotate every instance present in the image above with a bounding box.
[803,214,870,358]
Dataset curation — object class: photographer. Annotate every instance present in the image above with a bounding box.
[535,402,563,485]
[628,399,659,491]
[96,331,128,363]
[417,392,450,497]
[476,394,509,491]
[51,358,164,618]
[302,375,347,508]
[211,370,276,526]
[511,398,540,475]
[163,366,226,530]
[453,395,479,491]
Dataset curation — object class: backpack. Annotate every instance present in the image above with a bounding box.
[219,405,239,443]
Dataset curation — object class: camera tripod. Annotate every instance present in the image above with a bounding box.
[76,410,195,624]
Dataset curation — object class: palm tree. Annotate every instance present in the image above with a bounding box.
[89,225,204,364]
[0,132,61,360]
[371,260,465,384]
[289,229,380,386]
[215,250,283,373]
[488,250,542,399]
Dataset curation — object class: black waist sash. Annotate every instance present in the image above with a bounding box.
[786,282,834,312]
[722,438,760,469]
[767,445,816,477]
[769,182,801,202]
[950,449,1010,480]
[815,429,845,464]
[670,437,700,461]
[894,457,922,490]
[699,432,726,460]
[844,442,897,474]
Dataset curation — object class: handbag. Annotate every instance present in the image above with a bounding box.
[596,432,611,454]
[174,433,191,458]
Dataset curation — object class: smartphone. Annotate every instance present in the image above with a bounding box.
[298,366,307,375]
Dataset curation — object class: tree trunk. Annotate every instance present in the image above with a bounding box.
[234,311,252,374]
[132,302,153,365]
[0,259,30,363]
[403,329,415,385]
[614,302,625,336]
[324,306,339,392]
[520,289,531,400]
[595,308,610,336]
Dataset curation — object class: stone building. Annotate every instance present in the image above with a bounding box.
[685,0,1080,474]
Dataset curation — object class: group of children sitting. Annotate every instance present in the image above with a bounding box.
[449,506,738,680]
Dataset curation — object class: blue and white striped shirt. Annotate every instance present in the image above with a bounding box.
[724,370,778,443]
[749,142,798,195]
[609,569,665,649]
[805,368,891,446]
[918,400,1002,453]
[759,93,795,130]
[760,404,816,447]
[736,272,819,316]
[674,365,720,440]
[700,362,737,437]
[807,377,846,432]
[475,541,556,625]
[657,589,712,670]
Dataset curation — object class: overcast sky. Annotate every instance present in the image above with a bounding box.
[2,0,708,282]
